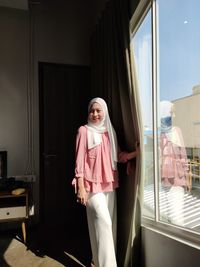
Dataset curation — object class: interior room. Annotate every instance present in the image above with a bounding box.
[0,0,200,266]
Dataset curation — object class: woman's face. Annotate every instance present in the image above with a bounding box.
[88,102,104,124]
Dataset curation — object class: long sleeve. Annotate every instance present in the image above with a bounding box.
[75,126,87,178]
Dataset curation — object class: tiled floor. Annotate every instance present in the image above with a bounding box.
[144,183,200,231]
[0,222,91,267]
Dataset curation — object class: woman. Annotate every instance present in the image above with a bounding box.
[160,100,190,225]
[72,97,138,267]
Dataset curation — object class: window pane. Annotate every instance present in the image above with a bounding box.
[157,0,200,232]
[131,10,154,219]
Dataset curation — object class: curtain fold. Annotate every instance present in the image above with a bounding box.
[90,0,141,266]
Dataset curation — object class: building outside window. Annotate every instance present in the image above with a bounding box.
[130,0,200,236]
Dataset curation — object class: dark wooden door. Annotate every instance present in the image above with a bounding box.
[39,62,91,225]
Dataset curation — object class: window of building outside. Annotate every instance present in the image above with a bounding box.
[131,0,200,235]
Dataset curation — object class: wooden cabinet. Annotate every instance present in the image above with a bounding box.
[0,190,28,243]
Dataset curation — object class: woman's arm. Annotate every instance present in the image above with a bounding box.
[73,126,88,205]
[118,142,140,163]
[128,143,140,160]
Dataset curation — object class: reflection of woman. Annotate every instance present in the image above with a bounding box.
[72,97,138,267]
[160,101,189,225]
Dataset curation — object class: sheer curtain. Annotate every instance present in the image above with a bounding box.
[90,0,141,266]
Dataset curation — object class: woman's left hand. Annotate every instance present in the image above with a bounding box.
[118,151,129,163]
[118,142,140,163]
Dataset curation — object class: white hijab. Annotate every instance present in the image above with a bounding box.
[160,100,173,118]
[86,97,118,170]
[160,100,184,147]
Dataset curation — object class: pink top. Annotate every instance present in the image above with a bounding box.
[72,125,124,193]
[160,127,189,187]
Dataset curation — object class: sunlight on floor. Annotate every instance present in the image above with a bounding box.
[64,251,86,267]
[3,238,65,267]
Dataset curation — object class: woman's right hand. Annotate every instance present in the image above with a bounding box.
[76,177,88,206]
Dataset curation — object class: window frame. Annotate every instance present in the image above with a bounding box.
[130,0,200,248]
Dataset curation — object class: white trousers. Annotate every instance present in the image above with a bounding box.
[86,191,117,267]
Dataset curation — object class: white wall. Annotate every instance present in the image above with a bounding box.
[33,0,95,65]
[0,7,29,176]
[0,0,107,222]
[173,90,200,149]
[141,227,200,267]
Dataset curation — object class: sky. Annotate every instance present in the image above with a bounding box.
[158,0,200,101]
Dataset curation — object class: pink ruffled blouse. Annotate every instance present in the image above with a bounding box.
[72,126,122,193]
[160,127,189,187]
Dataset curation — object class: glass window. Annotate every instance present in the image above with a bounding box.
[157,0,200,231]
[131,9,154,219]
[131,0,200,234]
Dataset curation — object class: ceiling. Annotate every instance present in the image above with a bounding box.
[0,0,28,10]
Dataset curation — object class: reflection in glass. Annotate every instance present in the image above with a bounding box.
[131,10,154,218]
[159,101,189,226]
[158,0,200,231]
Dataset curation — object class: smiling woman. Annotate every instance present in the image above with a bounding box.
[88,102,104,125]
[72,97,139,267]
